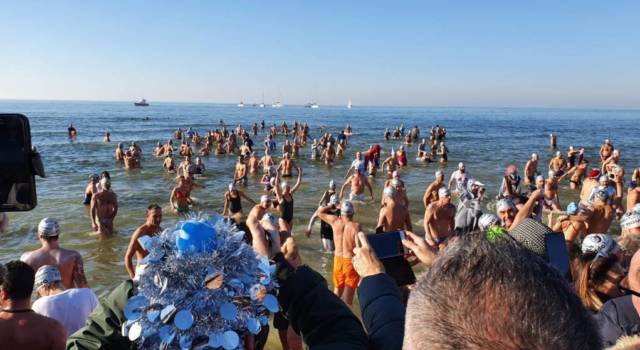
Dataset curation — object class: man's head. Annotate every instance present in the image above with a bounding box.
[404,233,601,349]
[34,265,63,297]
[458,162,465,172]
[599,175,609,187]
[531,153,538,161]
[496,199,516,228]
[435,170,444,181]
[260,195,272,209]
[0,261,35,303]
[621,211,640,236]
[340,201,355,218]
[100,177,111,190]
[438,187,451,204]
[146,204,162,226]
[37,217,60,242]
[383,186,397,200]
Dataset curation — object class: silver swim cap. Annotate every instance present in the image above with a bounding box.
[38,218,60,237]
[496,199,515,212]
[478,213,500,231]
[34,265,62,290]
[531,153,538,160]
[383,186,397,199]
[341,201,354,215]
[581,234,618,258]
[260,195,270,203]
[621,212,640,230]
[391,179,401,187]
[329,180,336,190]
[438,187,451,198]
[435,170,444,178]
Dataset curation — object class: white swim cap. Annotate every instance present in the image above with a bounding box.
[341,201,354,215]
[458,162,464,169]
[438,187,451,198]
[34,265,62,290]
[548,170,555,178]
[329,180,336,190]
[599,175,609,183]
[38,218,60,237]
[228,183,236,191]
[556,151,561,157]
[478,213,500,231]
[435,170,444,177]
[531,153,538,160]
[581,234,618,257]
[384,186,397,199]
[281,181,289,190]
[260,195,270,203]
[621,212,640,230]
[496,199,515,212]
[605,139,610,144]
[391,179,401,187]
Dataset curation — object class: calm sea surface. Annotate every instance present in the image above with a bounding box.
[1,100,639,345]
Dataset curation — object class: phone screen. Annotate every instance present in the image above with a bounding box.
[545,233,571,281]
[366,231,406,259]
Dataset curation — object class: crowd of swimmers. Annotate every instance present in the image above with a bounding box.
[3,119,640,349]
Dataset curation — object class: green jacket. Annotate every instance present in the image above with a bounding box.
[66,280,136,350]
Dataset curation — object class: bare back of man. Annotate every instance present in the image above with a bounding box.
[378,199,412,232]
[21,249,86,289]
[0,311,67,350]
[588,204,614,233]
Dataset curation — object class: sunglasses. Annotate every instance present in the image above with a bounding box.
[618,284,640,298]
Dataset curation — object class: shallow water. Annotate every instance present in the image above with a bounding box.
[1,101,639,346]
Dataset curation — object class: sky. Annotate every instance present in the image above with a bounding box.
[0,1,638,108]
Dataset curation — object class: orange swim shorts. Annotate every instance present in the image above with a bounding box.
[333,256,360,289]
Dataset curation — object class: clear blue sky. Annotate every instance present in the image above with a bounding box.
[0,1,638,107]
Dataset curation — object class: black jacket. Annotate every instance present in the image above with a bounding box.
[596,295,640,346]
[358,273,405,350]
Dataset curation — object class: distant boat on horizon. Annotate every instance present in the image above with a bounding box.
[259,93,265,108]
[134,98,149,107]
[272,100,283,108]
[347,99,352,109]
[305,102,319,109]
[237,99,244,107]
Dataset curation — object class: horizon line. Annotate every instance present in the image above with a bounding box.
[0,97,638,112]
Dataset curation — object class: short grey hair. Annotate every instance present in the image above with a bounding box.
[404,232,601,349]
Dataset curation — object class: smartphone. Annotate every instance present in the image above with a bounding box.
[366,231,407,259]
[545,233,571,281]
[0,114,40,211]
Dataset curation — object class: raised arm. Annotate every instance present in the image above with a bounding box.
[317,205,340,226]
[291,169,303,193]
[512,189,543,229]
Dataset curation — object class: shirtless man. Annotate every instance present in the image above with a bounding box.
[542,171,562,211]
[438,141,448,163]
[549,133,557,148]
[258,149,275,173]
[20,218,88,289]
[248,152,259,174]
[423,187,456,248]
[565,159,589,190]
[581,169,601,203]
[0,261,67,350]
[448,162,470,195]
[423,170,445,208]
[524,153,539,187]
[600,139,614,163]
[322,142,335,164]
[277,152,300,177]
[115,143,124,161]
[124,204,163,279]
[627,183,640,213]
[233,156,248,186]
[90,178,118,235]
[587,190,614,233]
[316,201,360,305]
[377,186,412,232]
[163,153,175,173]
[551,202,588,242]
[548,151,567,176]
[382,152,400,178]
[340,168,374,202]
[103,131,111,143]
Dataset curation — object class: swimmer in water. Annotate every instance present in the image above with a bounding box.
[274,169,303,238]
[423,170,446,208]
[223,183,257,223]
[277,152,300,177]
[306,193,340,253]
[233,156,248,186]
[548,151,567,176]
[437,141,449,163]
[163,152,175,173]
[340,167,374,203]
[115,143,124,161]
[103,131,110,143]
[82,174,100,206]
[549,133,557,148]
[524,153,539,188]
[377,186,412,232]
[423,187,456,249]
[248,151,259,174]
[124,204,163,279]
[90,178,118,236]
[169,176,192,215]
[67,124,77,138]
[600,139,614,163]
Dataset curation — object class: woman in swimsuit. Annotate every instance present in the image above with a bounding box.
[223,183,257,223]
[275,169,303,239]
[83,174,100,205]
[170,176,192,214]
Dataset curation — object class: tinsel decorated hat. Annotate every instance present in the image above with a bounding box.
[122,213,278,349]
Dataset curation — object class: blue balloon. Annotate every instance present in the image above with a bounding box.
[175,220,217,255]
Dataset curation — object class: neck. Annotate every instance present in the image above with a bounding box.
[41,240,59,249]
[2,299,31,311]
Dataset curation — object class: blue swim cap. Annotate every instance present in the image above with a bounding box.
[566,202,578,215]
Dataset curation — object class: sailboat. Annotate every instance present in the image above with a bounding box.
[347,99,352,109]
[305,101,319,109]
[134,98,149,107]
[237,98,244,107]
[259,93,265,108]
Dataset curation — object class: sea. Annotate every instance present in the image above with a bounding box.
[1,100,639,346]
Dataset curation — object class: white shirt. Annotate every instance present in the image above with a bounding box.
[32,288,99,336]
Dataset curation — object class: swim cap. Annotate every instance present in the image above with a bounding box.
[391,179,401,187]
[458,162,464,169]
[536,175,545,182]
[547,170,555,178]
[605,139,610,144]
[478,213,500,231]
[228,183,236,191]
[634,203,640,213]
[621,212,640,230]
[34,265,62,290]
[260,195,270,203]
[384,186,397,198]
[329,194,340,205]
[329,180,336,190]
[531,153,538,160]
[435,170,444,178]
[569,146,574,151]
[566,202,578,215]
[589,169,601,178]
[496,199,515,212]
[593,190,609,202]
[556,151,561,157]
[581,234,618,258]
[38,218,60,237]
[599,175,609,183]
[341,201,354,215]
[281,181,289,190]
[438,187,451,198]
